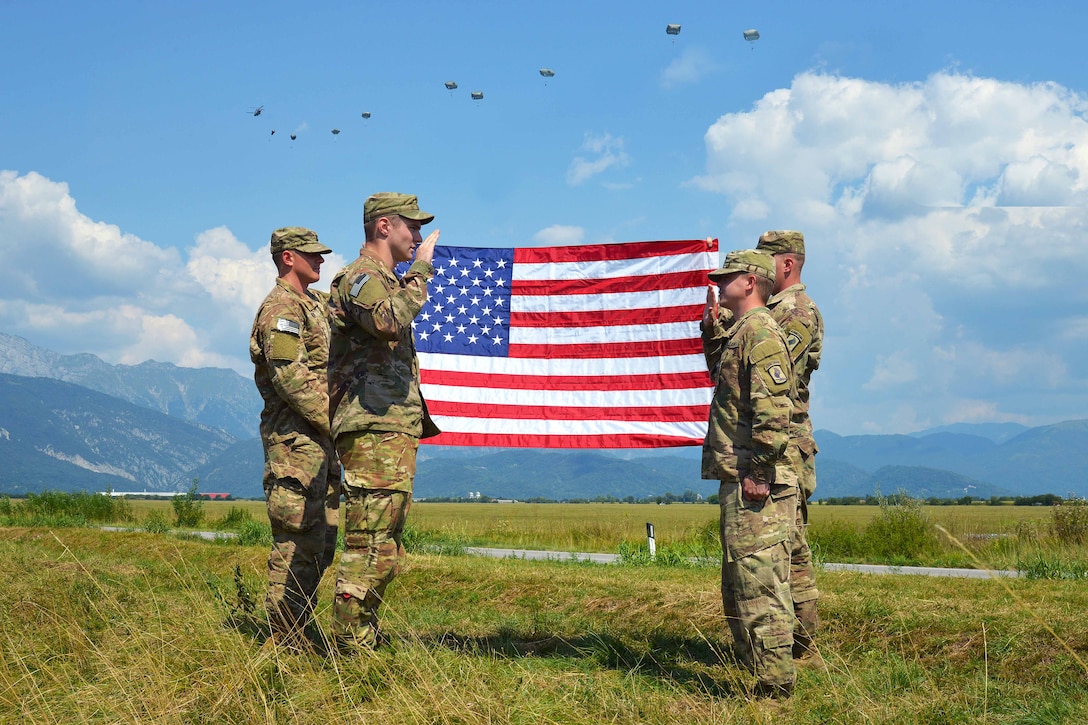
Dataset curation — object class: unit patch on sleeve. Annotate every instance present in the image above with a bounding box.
[275,318,301,336]
[349,274,372,299]
[765,362,788,387]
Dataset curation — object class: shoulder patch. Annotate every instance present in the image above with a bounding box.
[275,317,301,336]
[349,274,371,299]
[269,330,300,361]
[765,361,789,387]
[348,272,388,306]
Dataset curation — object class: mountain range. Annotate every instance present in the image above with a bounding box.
[1,331,1085,501]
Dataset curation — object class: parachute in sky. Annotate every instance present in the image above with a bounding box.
[539,68,555,78]
[331,128,340,135]
[743,29,760,42]
[361,111,371,119]
[665,24,681,36]
[290,134,297,140]
[445,81,458,90]
[471,91,484,101]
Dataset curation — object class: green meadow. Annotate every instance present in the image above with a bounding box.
[2,495,1086,722]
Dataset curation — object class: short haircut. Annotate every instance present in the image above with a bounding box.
[364,214,403,241]
[755,276,775,301]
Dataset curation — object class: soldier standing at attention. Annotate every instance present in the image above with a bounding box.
[250,226,341,649]
[756,230,824,662]
[701,249,796,698]
[326,193,440,651]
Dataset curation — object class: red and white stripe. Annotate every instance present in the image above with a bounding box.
[420,238,717,448]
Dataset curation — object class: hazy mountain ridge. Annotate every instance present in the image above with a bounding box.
[0,332,260,439]
[3,330,1087,500]
[0,373,236,494]
[816,421,1088,498]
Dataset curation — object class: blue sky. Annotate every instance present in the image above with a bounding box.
[2,0,1087,435]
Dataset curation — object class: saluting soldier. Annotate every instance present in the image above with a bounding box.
[701,249,797,698]
[326,193,441,651]
[249,226,341,649]
[756,230,824,662]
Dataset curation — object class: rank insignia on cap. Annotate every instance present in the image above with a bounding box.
[349,274,371,298]
[766,363,788,386]
[275,318,301,336]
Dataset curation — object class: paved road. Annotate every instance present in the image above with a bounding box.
[466,546,1021,579]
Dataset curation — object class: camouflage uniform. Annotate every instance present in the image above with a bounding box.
[326,193,436,649]
[249,227,341,645]
[759,230,824,658]
[702,249,796,693]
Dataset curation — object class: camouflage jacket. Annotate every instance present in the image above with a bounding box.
[327,248,433,438]
[249,279,332,473]
[701,306,793,484]
[766,283,823,454]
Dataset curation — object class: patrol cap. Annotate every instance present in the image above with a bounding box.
[270,227,332,255]
[756,230,805,255]
[708,249,775,282]
[363,192,435,225]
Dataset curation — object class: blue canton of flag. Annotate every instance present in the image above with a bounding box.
[397,246,514,357]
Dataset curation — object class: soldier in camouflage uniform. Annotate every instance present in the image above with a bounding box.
[249,226,342,649]
[326,193,441,651]
[756,230,824,661]
[701,249,797,698]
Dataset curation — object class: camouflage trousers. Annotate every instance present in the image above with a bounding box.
[332,431,417,649]
[264,457,340,642]
[787,443,819,656]
[719,478,796,688]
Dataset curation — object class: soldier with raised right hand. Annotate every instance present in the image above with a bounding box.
[701,248,797,699]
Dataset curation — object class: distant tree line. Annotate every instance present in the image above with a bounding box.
[815,493,1067,506]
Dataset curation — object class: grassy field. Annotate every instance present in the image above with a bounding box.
[130,500,1054,546]
[1,525,1086,724]
[119,500,1074,573]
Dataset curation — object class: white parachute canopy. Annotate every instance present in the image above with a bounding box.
[743,29,760,42]
[539,68,555,78]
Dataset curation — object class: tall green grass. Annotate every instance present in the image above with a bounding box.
[0,490,133,527]
[1,526,1086,723]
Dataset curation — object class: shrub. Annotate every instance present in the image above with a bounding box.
[144,510,170,534]
[213,506,254,531]
[402,525,467,556]
[1,490,133,526]
[863,494,938,564]
[809,519,867,561]
[172,480,204,528]
[1051,497,1088,546]
[235,519,272,547]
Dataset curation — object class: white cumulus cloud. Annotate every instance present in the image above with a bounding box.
[567,133,630,186]
[532,225,585,246]
[0,170,344,373]
[694,71,1088,432]
[660,47,718,89]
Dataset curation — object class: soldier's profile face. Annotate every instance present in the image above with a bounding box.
[718,272,749,311]
[293,250,324,285]
[388,216,424,264]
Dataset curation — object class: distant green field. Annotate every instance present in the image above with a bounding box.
[132,499,1055,552]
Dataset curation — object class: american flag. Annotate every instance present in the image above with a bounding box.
[406,238,718,448]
